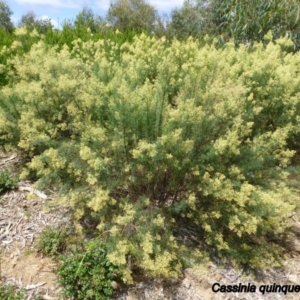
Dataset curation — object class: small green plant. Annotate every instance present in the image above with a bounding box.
[57,239,122,300]
[35,225,68,257]
[0,169,17,194]
[0,284,25,300]
[24,248,35,256]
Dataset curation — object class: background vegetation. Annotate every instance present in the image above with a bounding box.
[1,0,300,297]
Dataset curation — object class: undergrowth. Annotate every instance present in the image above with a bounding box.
[57,239,122,300]
[0,284,25,300]
[35,225,69,257]
[0,169,17,194]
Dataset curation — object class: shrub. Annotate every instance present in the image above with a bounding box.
[0,169,17,194]
[0,284,25,300]
[35,225,68,257]
[57,239,121,300]
[0,34,298,282]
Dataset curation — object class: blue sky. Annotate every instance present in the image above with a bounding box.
[7,0,185,29]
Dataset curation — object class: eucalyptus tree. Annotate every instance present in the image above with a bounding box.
[107,0,160,33]
[210,0,300,47]
[74,6,104,33]
[168,0,213,39]
[169,0,300,50]
[0,1,14,33]
[19,11,52,34]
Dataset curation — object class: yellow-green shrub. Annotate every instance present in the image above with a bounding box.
[0,34,298,282]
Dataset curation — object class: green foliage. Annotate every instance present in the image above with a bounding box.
[0,34,298,282]
[0,25,139,90]
[74,6,104,33]
[0,284,44,300]
[168,0,214,39]
[35,225,68,257]
[0,169,17,194]
[57,239,121,300]
[209,0,300,48]
[0,30,13,86]
[18,11,53,34]
[168,0,300,50]
[0,1,14,33]
[0,284,25,300]
[107,0,160,33]
[0,27,43,88]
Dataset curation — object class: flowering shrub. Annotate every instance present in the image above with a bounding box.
[0,33,298,281]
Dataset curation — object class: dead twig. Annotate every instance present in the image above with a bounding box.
[25,282,46,290]
[0,154,17,166]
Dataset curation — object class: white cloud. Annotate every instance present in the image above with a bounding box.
[149,0,184,10]
[94,0,110,11]
[50,18,59,28]
[14,0,85,8]
[39,15,59,28]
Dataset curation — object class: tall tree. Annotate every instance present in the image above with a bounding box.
[210,0,300,47]
[74,6,104,33]
[19,11,52,34]
[168,0,213,39]
[169,0,300,49]
[107,0,160,33]
[0,1,14,33]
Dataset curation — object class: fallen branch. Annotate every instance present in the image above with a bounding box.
[18,186,48,200]
[0,154,17,165]
[25,282,46,290]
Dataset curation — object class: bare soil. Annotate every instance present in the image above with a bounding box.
[1,153,300,300]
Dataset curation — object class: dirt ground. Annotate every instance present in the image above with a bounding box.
[1,153,300,300]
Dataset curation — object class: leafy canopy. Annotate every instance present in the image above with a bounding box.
[107,0,160,33]
[74,6,104,33]
[168,0,300,49]
[18,11,53,34]
[0,1,14,33]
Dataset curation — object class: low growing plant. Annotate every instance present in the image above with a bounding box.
[57,239,121,300]
[35,225,68,257]
[0,284,25,300]
[0,169,17,194]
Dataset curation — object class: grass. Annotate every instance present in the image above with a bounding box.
[0,169,18,195]
[0,284,25,300]
[35,225,69,257]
